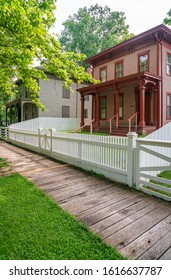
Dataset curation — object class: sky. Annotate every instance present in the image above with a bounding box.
[54,0,171,35]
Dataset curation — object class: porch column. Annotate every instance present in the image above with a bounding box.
[10,106,12,124]
[21,102,24,122]
[80,95,85,127]
[95,91,100,128]
[6,107,8,126]
[154,82,160,129]
[153,85,158,128]
[139,85,146,128]
[115,91,120,127]
[14,105,17,123]
[92,95,96,120]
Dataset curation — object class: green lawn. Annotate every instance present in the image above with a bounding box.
[153,170,171,197]
[158,170,171,182]
[67,130,110,136]
[0,173,126,260]
[145,170,171,198]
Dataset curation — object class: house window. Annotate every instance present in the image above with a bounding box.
[100,67,107,82]
[62,106,70,118]
[166,94,171,119]
[85,95,89,101]
[100,97,107,119]
[115,61,123,78]
[84,109,88,118]
[119,93,123,118]
[167,54,171,76]
[62,86,70,98]
[138,52,149,72]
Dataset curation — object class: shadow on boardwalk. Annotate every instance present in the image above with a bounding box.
[0,141,171,260]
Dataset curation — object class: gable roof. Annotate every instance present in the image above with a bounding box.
[86,24,171,66]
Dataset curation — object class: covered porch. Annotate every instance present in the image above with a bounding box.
[6,97,38,126]
[77,72,161,135]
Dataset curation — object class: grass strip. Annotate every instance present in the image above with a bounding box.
[0,173,126,260]
[0,158,9,168]
[145,170,171,198]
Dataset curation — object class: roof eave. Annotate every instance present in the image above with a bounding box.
[86,24,171,64]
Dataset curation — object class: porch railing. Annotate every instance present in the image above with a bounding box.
[128,112,138,132]
[73,119,95,134]
[108,113,119,134]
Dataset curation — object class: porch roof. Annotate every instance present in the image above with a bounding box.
[77,71,161,95]
[6,97,33,107]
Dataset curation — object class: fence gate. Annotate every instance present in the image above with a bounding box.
[39,128,52,151]
[136,138,171,201]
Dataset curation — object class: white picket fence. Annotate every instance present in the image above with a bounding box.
[6,122,171,201]
[146,122,171,141]
[9,127,138,186]
[9,117,81,131]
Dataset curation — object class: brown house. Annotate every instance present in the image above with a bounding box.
[77,24,171,135]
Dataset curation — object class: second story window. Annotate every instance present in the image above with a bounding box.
[100,67,107,82]
[167,54,171,76]
[115,61,123,78]
[138,52,149,72]
[167,94,171,119]
[63,86,70,99]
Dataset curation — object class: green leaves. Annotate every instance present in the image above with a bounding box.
[60,4,133,60]
[163,9,171,25]
[0,0,94,118]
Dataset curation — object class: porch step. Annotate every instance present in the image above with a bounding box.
[111,131,129,136]
[83,125,156,136]
[111,128,134,136]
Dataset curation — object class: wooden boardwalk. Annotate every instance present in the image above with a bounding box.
[0,140,171,260]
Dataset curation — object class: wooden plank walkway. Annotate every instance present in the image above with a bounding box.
[0,140,171,260]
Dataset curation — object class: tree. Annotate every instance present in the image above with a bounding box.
[0,0,94,113]
[164,9,171,25]
[59,4,133,60]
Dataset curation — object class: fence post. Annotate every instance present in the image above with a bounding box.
[49,128,56,152]
[127,132,138,187]
[135,139,141,190]
[38,128,41,150]
[5,127,8,139]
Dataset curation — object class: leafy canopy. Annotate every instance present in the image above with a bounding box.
[163,9,171,26]
[60,4,133,60]
[0,0,94,112]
